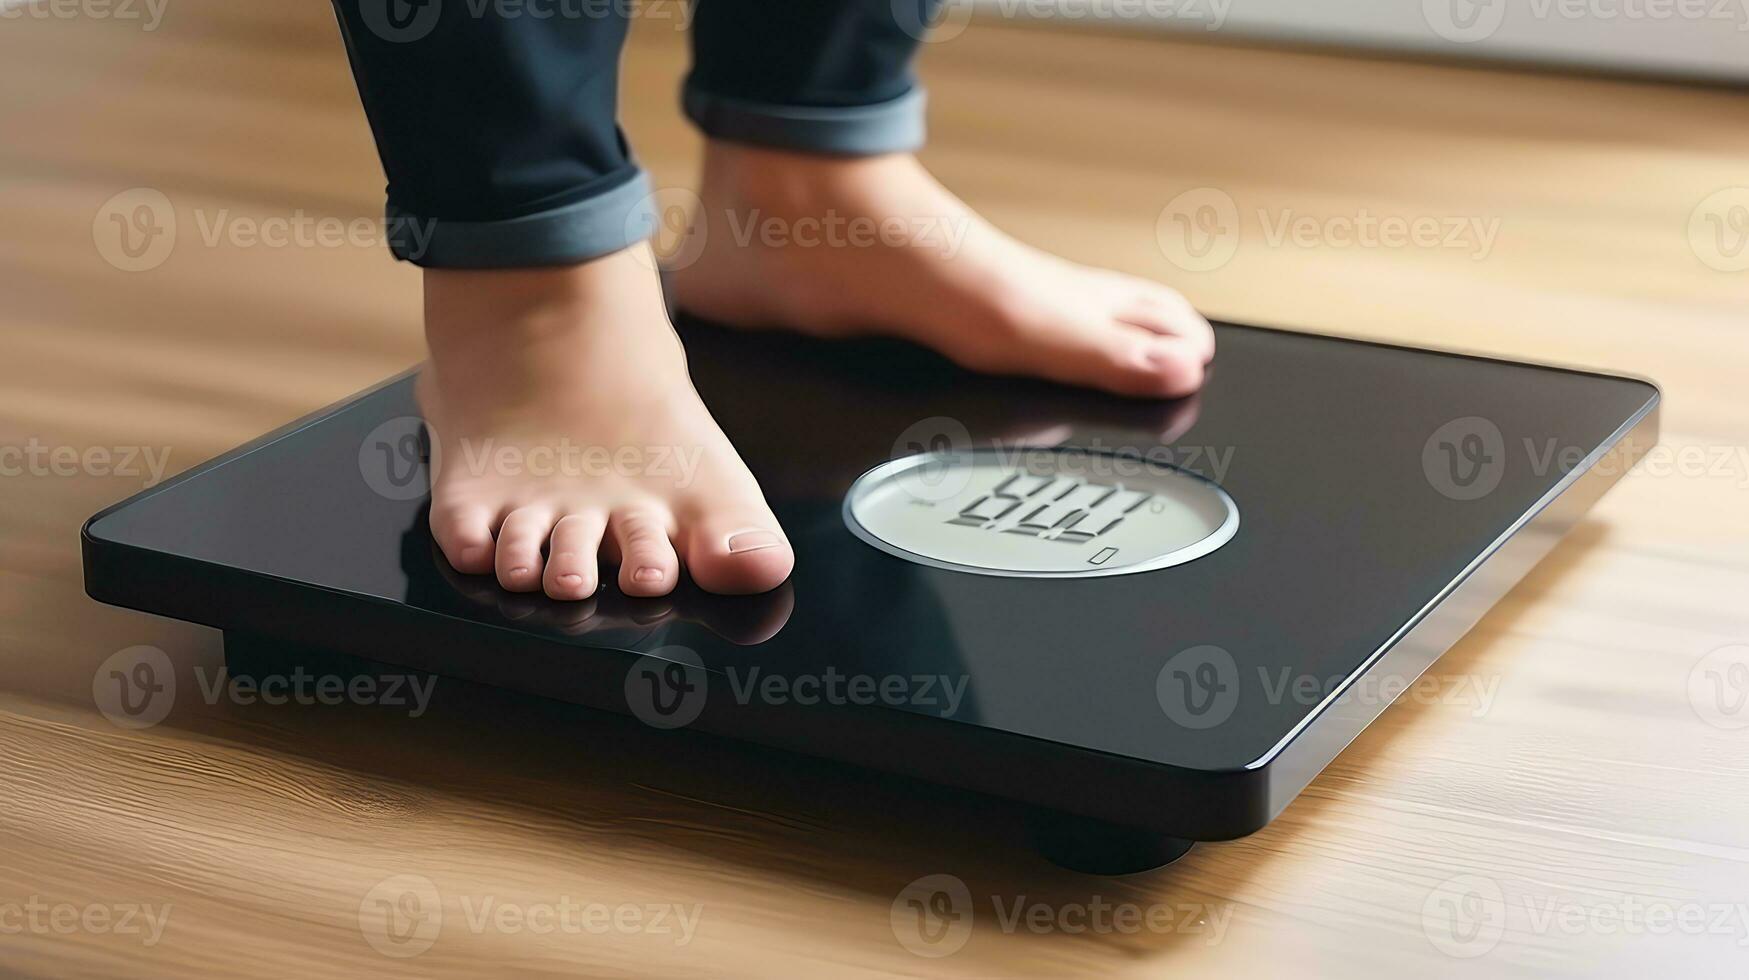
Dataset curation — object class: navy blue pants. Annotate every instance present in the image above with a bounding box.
[331,0,941,267]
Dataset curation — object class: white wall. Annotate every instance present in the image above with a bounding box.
[970,0,1749,83]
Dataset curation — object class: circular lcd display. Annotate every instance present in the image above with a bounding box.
[842,447,1239,578]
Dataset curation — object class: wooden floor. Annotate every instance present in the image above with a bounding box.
[3,3,1748,977]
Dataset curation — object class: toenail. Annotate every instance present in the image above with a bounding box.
[633,566,665,583]
[727,530,781,553]
[460,545,488,563]
[510,566,529,576]
[557,573,583,584]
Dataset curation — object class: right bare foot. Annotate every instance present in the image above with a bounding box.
[418,246,794,600]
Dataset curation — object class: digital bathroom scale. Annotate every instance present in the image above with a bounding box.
[83,319,1658,874]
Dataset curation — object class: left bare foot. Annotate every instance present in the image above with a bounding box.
[669,143,1214,399]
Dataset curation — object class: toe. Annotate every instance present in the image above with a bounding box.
[543,511,607,600]
[495,505,557,593]
[430,502,497,575]
[1016,317,1205,400]
[609,505,680,597]
[682,513,795,596]
[1118,284,1216,363]
[1136,334,1207,399]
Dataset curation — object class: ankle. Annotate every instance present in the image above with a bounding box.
[701,140,899,213]
[421,247,686,400]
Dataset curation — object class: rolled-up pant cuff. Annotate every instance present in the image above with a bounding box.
[681,84,927,157]
[386,169,657,268]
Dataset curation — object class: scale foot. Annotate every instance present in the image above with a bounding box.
[1027,809,1194,876]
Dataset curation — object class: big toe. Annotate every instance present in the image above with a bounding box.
[683,513,795,595]
[1002,319,1205,400]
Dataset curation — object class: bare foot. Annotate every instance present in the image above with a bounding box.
[419,246,794,600]
[669,144,1215,399]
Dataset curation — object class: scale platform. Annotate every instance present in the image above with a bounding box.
[83,318,1657,873]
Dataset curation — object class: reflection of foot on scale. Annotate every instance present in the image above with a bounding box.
[83,316,1658,874]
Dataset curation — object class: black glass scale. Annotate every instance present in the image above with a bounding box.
[83,318,1658,874]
